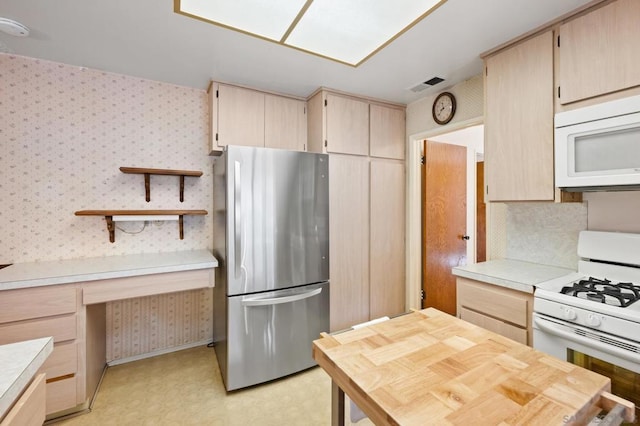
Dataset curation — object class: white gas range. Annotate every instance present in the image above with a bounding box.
[533,230,640,417]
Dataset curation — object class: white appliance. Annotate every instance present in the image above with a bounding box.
[555,94,640,191]
[533,231,640,418]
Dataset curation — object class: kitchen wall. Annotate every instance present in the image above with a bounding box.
[583,192,640,233]
[0,53,214,361]
[404,73,599,271]
[0,53,213,263]
[404,75,484,308]
[406,75,483,136]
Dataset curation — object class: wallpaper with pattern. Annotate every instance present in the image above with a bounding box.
[106,288,213,363]
[0,53,215,359]
[0,53,213,263]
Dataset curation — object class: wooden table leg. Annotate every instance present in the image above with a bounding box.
[331,380,345,426]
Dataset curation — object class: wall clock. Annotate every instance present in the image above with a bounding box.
[432,92,456,125]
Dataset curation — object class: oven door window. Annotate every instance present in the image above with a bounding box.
[569,349,639,422]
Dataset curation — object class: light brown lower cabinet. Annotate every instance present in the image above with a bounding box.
[0,268,213,420]
[329,154,370,331]
[456,277,533,346]
[0,284,83,417]
[0,373,46,426]
[369,159,406,320]
[329,154,406,331]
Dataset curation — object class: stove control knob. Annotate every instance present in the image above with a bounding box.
[563,308,577,320]
[586,313,601,327]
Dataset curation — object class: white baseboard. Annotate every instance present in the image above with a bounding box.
[107,339,213,366]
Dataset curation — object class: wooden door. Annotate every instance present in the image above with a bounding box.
[370,159,405,319]
[484,30,554,201]
[422,140,467,315]
[329,154,370,331]
[264,95,307,151]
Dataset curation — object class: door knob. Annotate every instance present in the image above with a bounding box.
[461,235,470,240]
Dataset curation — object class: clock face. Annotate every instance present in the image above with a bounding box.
[432,92,456,125]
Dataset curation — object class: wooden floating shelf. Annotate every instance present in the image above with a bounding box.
[119,167,203,202]
[75,210,208,243]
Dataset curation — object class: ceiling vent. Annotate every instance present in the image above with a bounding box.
[409,76,445,93]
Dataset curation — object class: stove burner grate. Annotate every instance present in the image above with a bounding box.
[560,277,640,308]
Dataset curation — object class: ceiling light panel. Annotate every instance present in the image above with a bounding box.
[284,0,443,65]
[178,0,307,41]
[175,0,446,66]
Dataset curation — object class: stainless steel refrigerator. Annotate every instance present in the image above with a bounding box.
[212,145,330,391]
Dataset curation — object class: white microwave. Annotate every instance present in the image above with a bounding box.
[555,94,640,191]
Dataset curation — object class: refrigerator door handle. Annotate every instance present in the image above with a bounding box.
[234,160,242,279]
[241,288,323,307]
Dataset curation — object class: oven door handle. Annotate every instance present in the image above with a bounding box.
[534,316,640,365]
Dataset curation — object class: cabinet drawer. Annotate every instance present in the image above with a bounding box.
[460,307,527,345]
[46,376,77,415]
[40,341,77,379]
[0,286,76,324]
[457,278,530,327]
[0,314,77,344]
[0,373,46,426]
[82,269,212,304]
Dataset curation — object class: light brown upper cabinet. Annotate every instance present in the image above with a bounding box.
[213,83,265,149]
[370,104,406,160]
[306,89,405,158]
[484,30,555,201]
[325,93,369,156]
[264,94,307,151]
[209,82,307,153]
[558,0,640,105]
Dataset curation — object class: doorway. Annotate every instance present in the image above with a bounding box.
[406,123,485,311]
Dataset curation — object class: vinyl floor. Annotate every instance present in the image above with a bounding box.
[52,345,344,426]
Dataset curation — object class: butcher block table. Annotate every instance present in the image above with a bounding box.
[312,308,635,426]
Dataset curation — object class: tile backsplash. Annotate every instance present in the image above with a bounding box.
[505,202,588,270]
[0,53,213,263]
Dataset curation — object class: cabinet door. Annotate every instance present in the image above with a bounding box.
[370,104,405,160]
[306,91,325,153]
[485,30,554,201]
[217,84,265,148]
[265,95,306,151]
[326,94,369,156]
[1,373,46,426]
[558,0,640,104]
[370,159,405,319]
[329,154,370,331]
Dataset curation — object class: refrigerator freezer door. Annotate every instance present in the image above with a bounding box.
[225,146,329,296]
[224,281,330,390]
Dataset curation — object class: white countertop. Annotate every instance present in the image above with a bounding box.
[0,250,218,291]
[452,259,575,294]
[0,337,53,419]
